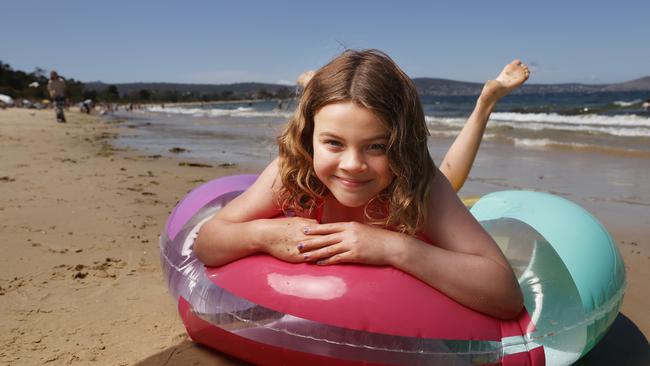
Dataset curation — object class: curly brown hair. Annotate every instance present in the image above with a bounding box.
[276,49,435,234]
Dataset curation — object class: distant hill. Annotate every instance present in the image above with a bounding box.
[84,81,294,98]
[601,76,650,92]
[412,76,650,96]
[84,76,650,98]
[5,56,647,104]
[411,78,484,96]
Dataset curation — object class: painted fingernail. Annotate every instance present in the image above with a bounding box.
[316,260,325,265]
[303,253,310,260]
[303,227,310,234]
[297,243,304,250]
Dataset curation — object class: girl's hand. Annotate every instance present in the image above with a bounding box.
[297,222,400,266]
[259,217,319,263]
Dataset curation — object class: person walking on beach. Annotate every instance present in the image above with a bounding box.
[47,71,66,123]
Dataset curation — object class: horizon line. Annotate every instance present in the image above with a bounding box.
[81,75,650,87]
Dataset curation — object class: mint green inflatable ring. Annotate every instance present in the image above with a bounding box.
[470,190,626,365]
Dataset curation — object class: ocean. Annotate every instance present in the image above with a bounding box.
[110,90,650,234]
[113,90,650,165]
[420,92,650,155]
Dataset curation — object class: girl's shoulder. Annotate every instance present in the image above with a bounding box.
[216,159,283,221]
[257,158,284,201]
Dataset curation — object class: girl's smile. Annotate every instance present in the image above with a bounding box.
[333,176,372,188]
[312,101,393,209]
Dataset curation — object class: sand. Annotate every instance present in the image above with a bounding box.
[0,109,250,365]
[0,108,648,365]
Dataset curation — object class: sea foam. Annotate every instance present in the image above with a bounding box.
[426,113,650,137]
[146,105,293,119]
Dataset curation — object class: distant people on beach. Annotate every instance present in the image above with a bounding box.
[96,102,120,115]
[47,71,66,123]
[0,94,13,109]
[80,99,93,114]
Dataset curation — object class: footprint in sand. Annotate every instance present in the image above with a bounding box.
[52,258,127,281]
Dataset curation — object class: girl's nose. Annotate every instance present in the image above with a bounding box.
[340,150,367,172]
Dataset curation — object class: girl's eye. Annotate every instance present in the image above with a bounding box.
[368,143,387,152]
[325,140,343,147]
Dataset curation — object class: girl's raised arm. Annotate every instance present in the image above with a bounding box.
[439,99,494,192]
[440,60,530,192]
[194,158,316,266]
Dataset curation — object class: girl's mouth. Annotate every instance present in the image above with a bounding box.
[334,176,372,188]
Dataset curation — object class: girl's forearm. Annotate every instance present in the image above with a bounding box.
[194,218,268,267]
[387,233,523,319]
[440,96,497,192]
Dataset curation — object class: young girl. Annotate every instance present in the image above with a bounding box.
[195,49,530,319]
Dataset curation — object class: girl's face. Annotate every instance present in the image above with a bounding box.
[312,102,394,208]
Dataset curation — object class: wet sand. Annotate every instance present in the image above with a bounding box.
[0,109,648,365]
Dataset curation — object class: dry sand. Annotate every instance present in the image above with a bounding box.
[0,109,648,365]
[0,109,250,365]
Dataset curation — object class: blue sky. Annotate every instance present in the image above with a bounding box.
[1,0,648,85]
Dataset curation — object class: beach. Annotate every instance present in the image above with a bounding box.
[1,108,649,365]
[0,109,252,365]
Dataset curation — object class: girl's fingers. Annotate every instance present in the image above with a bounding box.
[316,252,349,265]
[298,234,339,252]
[303,243,347,262]
[302,222,346,236]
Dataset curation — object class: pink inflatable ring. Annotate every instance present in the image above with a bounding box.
[160,175,625,366]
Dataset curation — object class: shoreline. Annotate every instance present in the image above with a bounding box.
[143,97,295,108]
[1,109,648,365]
